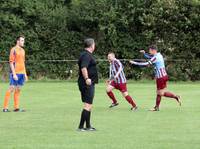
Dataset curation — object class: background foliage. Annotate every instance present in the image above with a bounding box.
[0,0,200,80]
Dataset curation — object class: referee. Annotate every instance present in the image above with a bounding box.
[77,38,98,131]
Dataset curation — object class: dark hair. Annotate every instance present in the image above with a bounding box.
[16,35,25,42]
[148,45,158,50]
[84,38,95,48]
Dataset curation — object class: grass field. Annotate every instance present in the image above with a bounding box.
[0,81,199,149]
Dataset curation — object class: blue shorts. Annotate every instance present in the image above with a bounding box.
[10,74,25,86]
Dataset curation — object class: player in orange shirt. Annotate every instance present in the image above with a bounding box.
[3,35,28,112]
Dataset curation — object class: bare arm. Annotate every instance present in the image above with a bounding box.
[81,67,89,80]
[24,65,28,81]
[10,62,16,76]
[23,53,28,81]
[9,49,18,80]
[81,67,91,85]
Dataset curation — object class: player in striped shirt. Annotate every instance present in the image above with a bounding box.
[130,45,181,111]
[106,52,137,110]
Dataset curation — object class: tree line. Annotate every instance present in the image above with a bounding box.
[0,0,200,80]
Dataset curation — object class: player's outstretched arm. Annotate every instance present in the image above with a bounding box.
[129,60,150,66]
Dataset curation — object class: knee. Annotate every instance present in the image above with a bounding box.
[157,91,164,96]
[122,92,128,97]
[106,86,112,93]
[9,87,15,93]
[15,88,21,92]
[84,103,92,111]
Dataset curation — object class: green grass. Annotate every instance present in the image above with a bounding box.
[0,81,199,149]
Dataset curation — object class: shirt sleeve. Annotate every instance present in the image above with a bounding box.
[9,48,16,63]
[80,54,91,69]
[133,61,150,66]
[114,60,122,71]
[133,56,157,66]
[113,60,123,77]
[149,56,157,64]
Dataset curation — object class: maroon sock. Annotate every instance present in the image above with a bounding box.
[125,95,136,107]
[107,92,117,104]
[156,95,161,108]
[164,92,177,100]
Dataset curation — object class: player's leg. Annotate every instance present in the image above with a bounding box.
[157,89,165,109]
[106,82,118,108]
[13,86,24,112]
[78,85,87,131]
[78,84,95,131]
[161,77,181,105]
[78,102,92,131]
[149,89,164,111]
[121,91,137,110]
[150,77,166,111]
[3,73,16,112]
[120,83,137,110]
[151,87,180,111]
[14,87,20,110]
[3,86,15,112]
[13,74,26,112]
[83,102,95,131]
[84,84,95,131]
[163,90,181,106]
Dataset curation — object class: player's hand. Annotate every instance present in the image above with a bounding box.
[114,75,118,80]
[25,75,28,82]
[86,78,92,86]
[129,60,137,65]
[13,74,18,81]
[140,50,145,54]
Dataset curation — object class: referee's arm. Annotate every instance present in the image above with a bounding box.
[80,54,91,85]
[81,68,89,80]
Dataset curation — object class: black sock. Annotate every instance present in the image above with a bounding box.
[86,110,91,128]
[78,109,87,129]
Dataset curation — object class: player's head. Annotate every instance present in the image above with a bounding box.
[107,52,115,62]
[148,45,158,55]
[16,35,25,47]
[84,38,95,52]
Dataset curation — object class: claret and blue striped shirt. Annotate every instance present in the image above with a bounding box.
[134,52,167,79]
[109,59,126,84]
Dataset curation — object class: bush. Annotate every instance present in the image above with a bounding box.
[0,0,200,80]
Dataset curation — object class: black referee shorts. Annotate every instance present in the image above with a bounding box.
[78,80,95,104]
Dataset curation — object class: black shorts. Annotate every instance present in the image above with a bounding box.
[78,80,95,104]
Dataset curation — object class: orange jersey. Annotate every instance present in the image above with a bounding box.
[9,46,26,74]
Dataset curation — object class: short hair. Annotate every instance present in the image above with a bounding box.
[108,52,115,57]
[84,38,95,48]
[16,35,25,42]
[148,45,158,50]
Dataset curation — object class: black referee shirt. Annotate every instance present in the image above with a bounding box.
[78,50,98,84]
